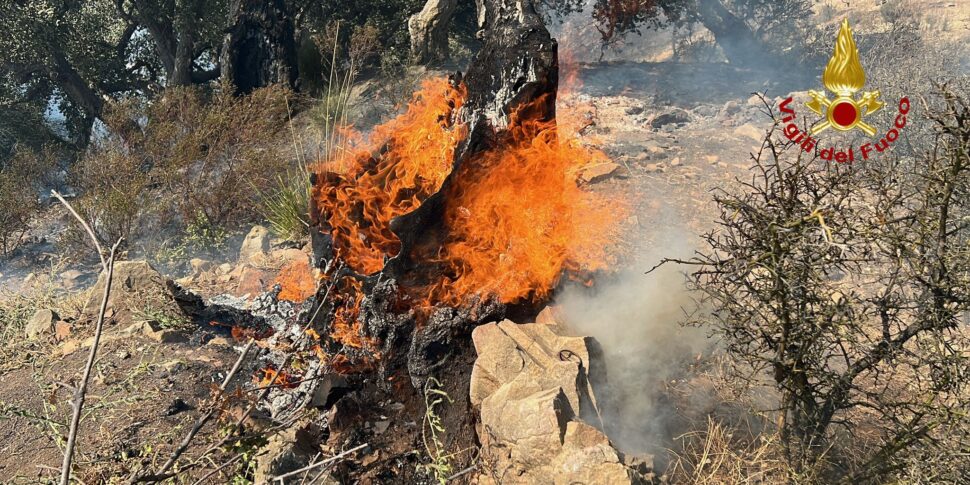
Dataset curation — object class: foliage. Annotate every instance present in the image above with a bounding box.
[669,88,970,481]
[63,83,292,259]
[419,377,457,484]
[0,147,54,255]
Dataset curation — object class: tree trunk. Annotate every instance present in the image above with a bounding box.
[695,0,774,67]
[408,0,458,64]
[221,0,299,95]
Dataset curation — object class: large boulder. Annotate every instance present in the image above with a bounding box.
[471,319,646,484]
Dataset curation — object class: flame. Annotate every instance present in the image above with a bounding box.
[256,368,298,389]
[417,96,622,306]
[313,78,466,274]
[331,276,367,348]
[313,76,624,311]
[823,19,866,96]
[274,258,317,302]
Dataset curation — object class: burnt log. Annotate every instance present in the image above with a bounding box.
[221,0,299,94]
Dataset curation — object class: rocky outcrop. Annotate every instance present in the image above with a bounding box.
[470,319,647,484]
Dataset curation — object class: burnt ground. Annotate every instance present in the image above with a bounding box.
[0,60,812,484]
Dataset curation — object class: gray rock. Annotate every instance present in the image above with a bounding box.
[239,225,271,263]
[650,108,691,129]
[471,319,643,484]
[25,309,59,339]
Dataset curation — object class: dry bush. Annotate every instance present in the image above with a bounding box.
[668,417,794,485]
[662,87,970,482]
[0,147,53,255]
[65,83,294,259]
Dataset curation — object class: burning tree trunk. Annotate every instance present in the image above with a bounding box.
[308,0,618,387]
[385,0,559,282]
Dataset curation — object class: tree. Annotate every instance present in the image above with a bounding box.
[0,0,136,144]
[221,0,299,94]
[661,89,970,480]
[115,0,227,87]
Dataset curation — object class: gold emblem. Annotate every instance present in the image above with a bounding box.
[806,19,884,136]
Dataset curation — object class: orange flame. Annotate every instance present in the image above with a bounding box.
[313,76,624,312]
[313,78,466,274]
[256,368,298,389]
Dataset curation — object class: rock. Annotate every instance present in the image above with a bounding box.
[218,263,233,274]
[82,260,177,324]
[722,100,740,115]
[25,309,59,339]
[239,225,271,263]
[692,104,718,117]
[407,0,457,64]
[705,155,720,165]
[650,108,691,129]
[235,265,274,297]
[624,105,644,115]
[59,269,85,289]
[189,258,212,275]
[644,163,665,173]
[253,425,319,484]
[471,320,641,484]
[747,94,763,106]
[734,123,764,142]
[670,157,682,167]
[578,162,620,184]
[207,336,232,347]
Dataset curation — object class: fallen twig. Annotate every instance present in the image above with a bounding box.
[53,190,123,485]
[272,443,369,482]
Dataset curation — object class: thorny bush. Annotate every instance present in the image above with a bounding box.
[664,86,970,483]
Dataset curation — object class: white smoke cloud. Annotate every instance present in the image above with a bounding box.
[555,227,711,455]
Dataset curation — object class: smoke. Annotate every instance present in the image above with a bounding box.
[555,225,711,456]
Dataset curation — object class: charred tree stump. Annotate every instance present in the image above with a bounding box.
[221,0,299,94]
[308,0,559,388]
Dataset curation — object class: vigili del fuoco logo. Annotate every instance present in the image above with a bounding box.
[776,19,910,163]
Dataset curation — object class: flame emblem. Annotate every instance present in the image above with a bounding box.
[806,19,884,136]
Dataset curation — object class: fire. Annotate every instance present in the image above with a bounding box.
[331,276,367,348]
[418,96,621,306]
[274,258,317,302]
[256,367,298,389]
[313,78,466,274]
[313,75,623,311]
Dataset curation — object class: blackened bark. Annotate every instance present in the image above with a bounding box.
[221,0,299,95]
